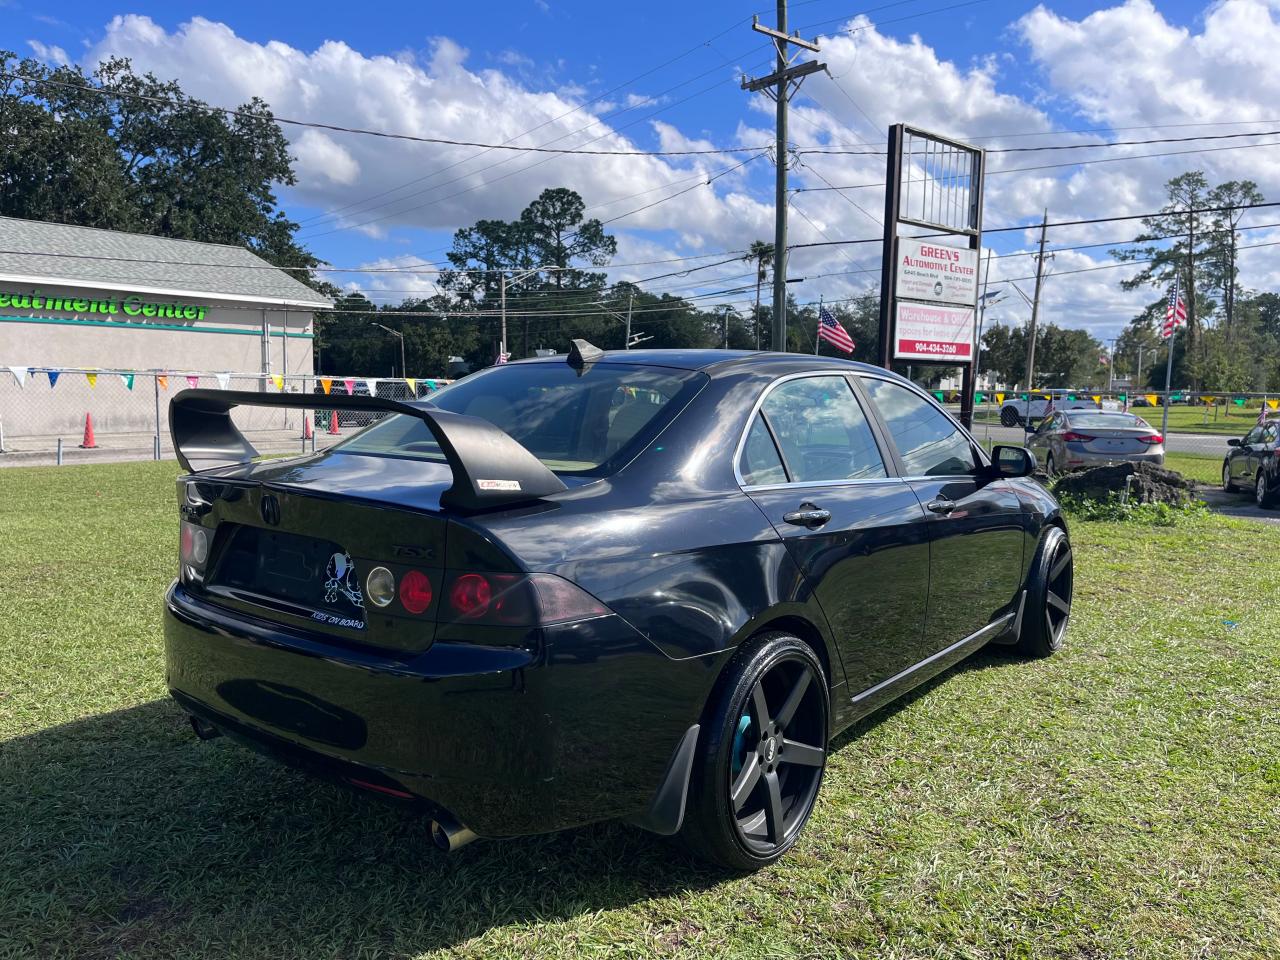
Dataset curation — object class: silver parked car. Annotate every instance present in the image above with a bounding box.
[1027,410,1165,475]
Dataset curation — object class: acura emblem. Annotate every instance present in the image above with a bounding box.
[260,493,281,526]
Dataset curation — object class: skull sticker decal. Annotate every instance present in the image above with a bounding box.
[324,551,364,608]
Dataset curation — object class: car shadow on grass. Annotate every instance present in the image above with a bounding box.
[0,698,727,958]
[1,648,1025,958]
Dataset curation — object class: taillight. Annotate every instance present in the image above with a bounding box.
[1061,431,1094,442]
[439,572,607,625]
[179,520,208,571]
[397,569,434,614]
[1137,434,1163,444]
[449,573,494,618]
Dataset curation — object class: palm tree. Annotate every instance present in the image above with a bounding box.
[745,241,774,350]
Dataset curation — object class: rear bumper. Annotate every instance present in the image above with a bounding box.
[164,582,720,837]
[1064,449,1164,468]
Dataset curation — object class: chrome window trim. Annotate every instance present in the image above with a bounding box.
[732,371,891,490]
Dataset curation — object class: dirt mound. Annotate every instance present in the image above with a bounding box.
[1053,461,1193,505]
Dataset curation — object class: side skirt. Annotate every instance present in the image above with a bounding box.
[843,615,1014,723]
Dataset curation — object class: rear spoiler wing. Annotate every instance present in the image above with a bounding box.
[169,389,567,512]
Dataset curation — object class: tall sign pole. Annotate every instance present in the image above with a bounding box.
[877,124,985,427]
[742,4,823,353]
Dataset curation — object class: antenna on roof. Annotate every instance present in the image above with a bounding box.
[567,338,604,376]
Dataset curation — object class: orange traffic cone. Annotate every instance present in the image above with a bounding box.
[328,410,340,435]
[301,414,313,440]
[79,412,98,449]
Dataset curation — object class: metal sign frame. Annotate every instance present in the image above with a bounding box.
[877,123,986,428]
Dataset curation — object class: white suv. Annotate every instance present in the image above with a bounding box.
[999,391,1099,427]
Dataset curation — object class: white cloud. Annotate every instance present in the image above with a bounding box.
[28,3,1280,343]
[27,40,69,66]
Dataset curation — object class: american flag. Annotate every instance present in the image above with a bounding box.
[817,306,854,354]
[495,350,511,365]
[1162,278,1186,339]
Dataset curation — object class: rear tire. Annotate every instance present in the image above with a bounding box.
[680,633,829,872]
[1045,452,1057,477]
[1015,526,1073,659]
[1000,407,1019,427]
[1223,462,1236,493]
[1256,471,1275,509]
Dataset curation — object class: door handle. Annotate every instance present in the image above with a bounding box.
[925,497,956,514]
[783,506,831,528]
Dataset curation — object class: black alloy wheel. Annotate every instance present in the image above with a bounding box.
[1015,526,1073,658]
[680,634,828,871]
[1257,471,1273,509]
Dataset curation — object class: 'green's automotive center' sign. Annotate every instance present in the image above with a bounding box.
[0,290,210,321]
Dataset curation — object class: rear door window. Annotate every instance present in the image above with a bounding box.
[754,376,887,483]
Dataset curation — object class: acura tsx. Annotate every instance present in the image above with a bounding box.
[163,344,1073,871]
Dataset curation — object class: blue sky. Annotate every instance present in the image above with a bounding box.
[10,0,1280,338]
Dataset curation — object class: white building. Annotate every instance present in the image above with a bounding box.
[0,216,331,436]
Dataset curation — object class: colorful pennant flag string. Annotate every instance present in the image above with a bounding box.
[215,373,230,390]
[995,392,1004,404]
[271,374,284,391]
[343,379,355,396]
[85,372,98,388]
[8,365,28,388]
[1268,399,1279,411]
[157,374,169,390]
[406,378,417,394]
[187,375,200,390]
[426,379,437,392]
[46,369,60,388]
[320,377,333,395]
[365,378,378,395]
[1145,394,1158,406]
[120,373,135,391]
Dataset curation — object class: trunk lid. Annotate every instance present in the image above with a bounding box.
[1068,427,1158,456]
[183,452,455,654]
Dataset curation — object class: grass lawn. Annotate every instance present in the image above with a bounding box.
[1163,451,1224,486]
[2,461,1279,959]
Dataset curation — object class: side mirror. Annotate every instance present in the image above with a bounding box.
[991,444,1036,479]
[1227,438,1241,447]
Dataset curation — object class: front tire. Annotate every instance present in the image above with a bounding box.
[1015,526,1073,658]
[680,633,829,871]
[1223,462,1236,493]
[1000,407,1019,427]
[1045,452,1057,477]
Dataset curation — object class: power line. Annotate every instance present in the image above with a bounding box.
[803,126,1280,157]
[8,72,771,158]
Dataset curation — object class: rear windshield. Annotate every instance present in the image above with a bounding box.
[1065,413,1150,429]
[333,362,705,476]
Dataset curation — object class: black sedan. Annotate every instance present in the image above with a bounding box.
[164,346,1072,871]
[1223,416,1280,507]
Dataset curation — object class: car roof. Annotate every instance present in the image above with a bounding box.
[510,348,890,377]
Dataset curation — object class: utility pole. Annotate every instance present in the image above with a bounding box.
[1106,338,1118,393]
[973,249,992,392]
[499,266,545,362]
[723,305,731,349]
[1023,210,1049,428]
[1136,343,1145,385]
[1187,209,1197,390]
[741,4,823,353]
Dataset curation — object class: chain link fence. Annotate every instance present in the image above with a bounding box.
[0,368,452,465]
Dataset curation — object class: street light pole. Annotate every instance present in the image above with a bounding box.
[372,322,405,377]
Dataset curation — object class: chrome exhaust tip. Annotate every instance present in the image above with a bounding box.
[189,715,222,741]
[430,815,478,852]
